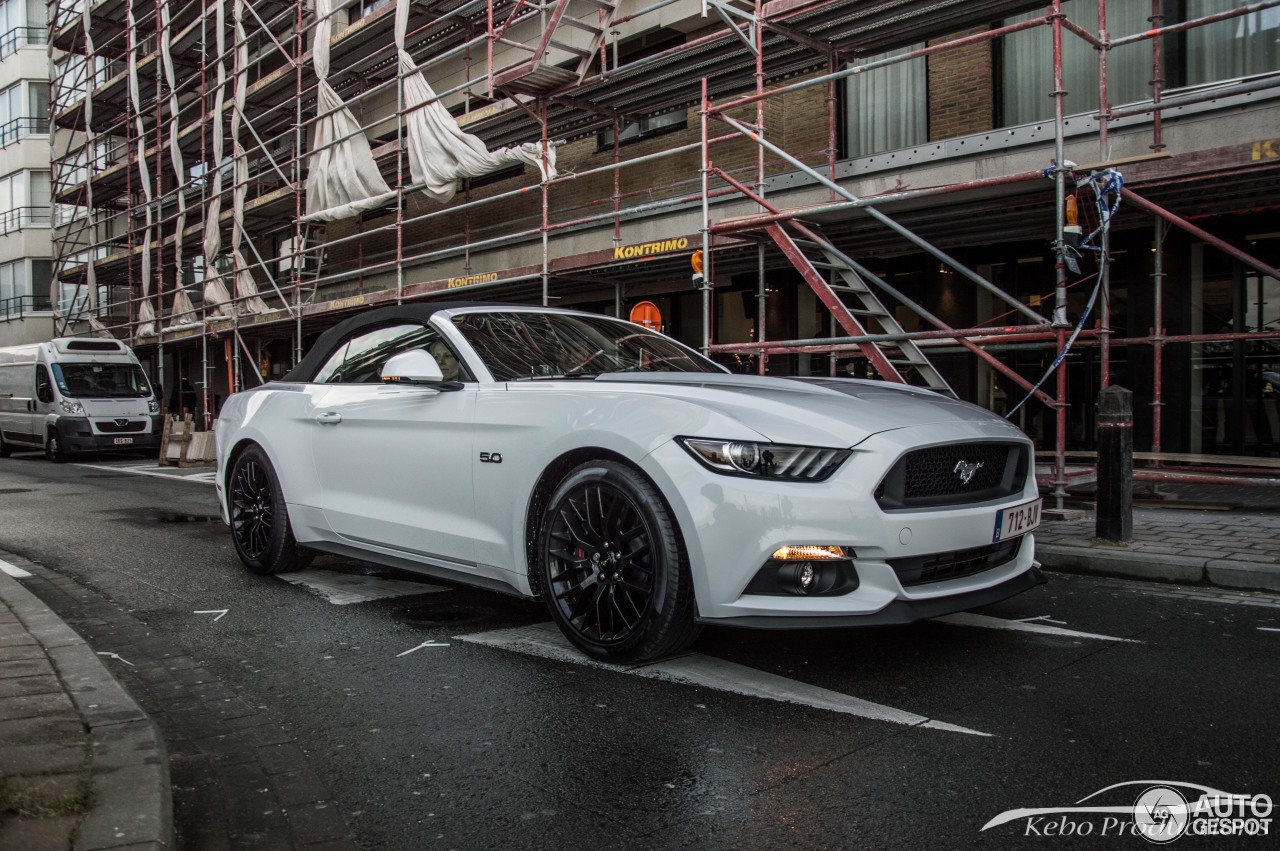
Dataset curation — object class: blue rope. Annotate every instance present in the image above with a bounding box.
[1005,167,1122,418]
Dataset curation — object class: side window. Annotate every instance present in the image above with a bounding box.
[35,365,54,403]
[313,323,437,384]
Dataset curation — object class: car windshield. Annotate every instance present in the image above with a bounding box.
[53,362,153,398]
[451,311,725,382]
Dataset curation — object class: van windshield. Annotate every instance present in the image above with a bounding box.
[52,363,153,399]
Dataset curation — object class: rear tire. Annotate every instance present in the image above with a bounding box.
[538,460,700,663]
[228,444,313,575]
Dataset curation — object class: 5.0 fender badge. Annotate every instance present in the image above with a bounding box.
[480,452,503,464]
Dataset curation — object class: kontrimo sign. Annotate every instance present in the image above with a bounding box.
[613,237,689,260]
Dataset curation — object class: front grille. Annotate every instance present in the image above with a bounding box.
[94,419,147,434]
[876,442,1027,509]
[888,538,1022,587]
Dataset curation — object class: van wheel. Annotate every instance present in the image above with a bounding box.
[45,430,70,463]
[228,444,312,575]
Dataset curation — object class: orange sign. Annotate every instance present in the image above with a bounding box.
[629,301,662,331]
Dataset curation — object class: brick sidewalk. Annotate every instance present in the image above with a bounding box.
[0,597,93,851]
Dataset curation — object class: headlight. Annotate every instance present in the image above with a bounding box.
[678,438,850,481]
[59,399,85,415]
[148,398,160,413]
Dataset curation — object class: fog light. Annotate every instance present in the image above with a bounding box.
[798,562,816,591]
[771,545,845,560]
[744,549,859,597]
[778,561,825,594]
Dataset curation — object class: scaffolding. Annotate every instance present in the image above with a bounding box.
[49,0,1280,495]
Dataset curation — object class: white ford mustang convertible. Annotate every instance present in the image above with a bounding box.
[216,303,1043,662]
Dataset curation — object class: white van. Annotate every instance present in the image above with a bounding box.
[0,337,161,462]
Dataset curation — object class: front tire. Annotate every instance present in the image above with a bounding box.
[0,431,10,458]
[45,429,70,463]
[228,445,312,575]
[538,461,700,663]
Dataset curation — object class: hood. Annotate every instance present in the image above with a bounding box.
[79,398,154,417]
[596,372,1022,446]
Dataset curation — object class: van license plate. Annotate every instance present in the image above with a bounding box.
[993,498,1041,542]
[113,437,134,445]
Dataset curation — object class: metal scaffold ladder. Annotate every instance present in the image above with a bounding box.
[770,223,955,397]
[492,0,621,95]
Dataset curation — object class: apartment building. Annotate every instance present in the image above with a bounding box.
[0,0,51,345]
[48,1,1279,469]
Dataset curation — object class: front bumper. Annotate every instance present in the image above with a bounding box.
[639,419,1043,624]
[56,416,163,453]
[698,566,1046,628]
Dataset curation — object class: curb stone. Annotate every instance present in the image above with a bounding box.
[0,556,172,851]
[1036,542,1280,593]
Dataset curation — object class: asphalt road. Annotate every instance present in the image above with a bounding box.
[2,452,1278,849]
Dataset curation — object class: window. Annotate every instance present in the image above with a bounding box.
[845,45,928,157]
[0,169,47,232]
[598,111,687,148]
[597,30,688,149]
[314,323,439,384]
[35,364,53,403]
[1000,0,1278,126]
[1186,0,1280,85]
[0,259,15,302]
[0,84,19,145]
[1001,0,1151,125]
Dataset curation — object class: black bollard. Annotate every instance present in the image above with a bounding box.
[1096,385,1133,542]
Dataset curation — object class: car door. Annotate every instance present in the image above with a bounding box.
[306,323,478,567]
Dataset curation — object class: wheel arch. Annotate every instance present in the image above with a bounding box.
[523,447,688,599]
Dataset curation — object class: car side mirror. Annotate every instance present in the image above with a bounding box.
[381,350,444,384]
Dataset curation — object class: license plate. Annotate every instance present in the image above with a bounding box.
[994,498,1042,542]
[113,437,134,445]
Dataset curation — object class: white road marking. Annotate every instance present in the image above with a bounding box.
[96,651,135,667]
[73,462,215,484]
[0,558,32,578]
[936,612,1140,643]
[1016,615,1067,625]
[278,569,449,605]
[397,641,451,656]
[1259,627,1280,633]
[459,623,991,736]
[194,608,229,622]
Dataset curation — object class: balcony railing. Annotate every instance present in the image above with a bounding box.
[0,207,52,235]
[0,27,48,60]
[0,116,50,147]
[0,293,52,320]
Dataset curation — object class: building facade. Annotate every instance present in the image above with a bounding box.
[0,0,51,345]
[48,1,1280,472]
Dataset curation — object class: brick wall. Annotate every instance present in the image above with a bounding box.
[927,27,995,140]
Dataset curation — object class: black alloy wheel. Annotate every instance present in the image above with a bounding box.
[228,444,312,575]
[540,460,700,663]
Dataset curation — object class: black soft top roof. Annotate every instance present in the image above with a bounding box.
[282,301,501,382]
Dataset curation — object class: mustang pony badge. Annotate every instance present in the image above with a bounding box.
[954,459,984,485]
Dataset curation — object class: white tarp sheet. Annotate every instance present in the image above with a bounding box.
[395,0,554,203]
[231,0,271,313]
[304,0,394,222]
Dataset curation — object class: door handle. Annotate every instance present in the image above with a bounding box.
[315,411,342,425]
